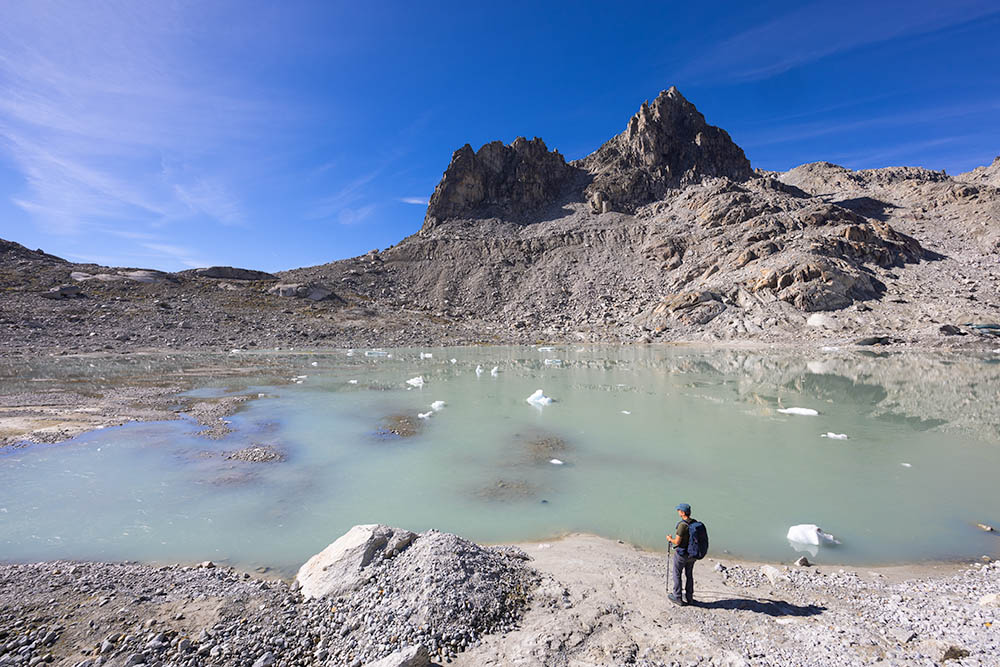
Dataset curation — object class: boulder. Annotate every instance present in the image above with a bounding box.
[41,284,83,300]
[363,645,430,667]
[194,266,277,281]
[295,524,417,599]
[267,282,341,302]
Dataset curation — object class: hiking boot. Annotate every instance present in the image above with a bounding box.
[685,597,696,606]
[667,594,686,606]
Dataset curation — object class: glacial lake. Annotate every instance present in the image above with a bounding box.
[2,346,999,572]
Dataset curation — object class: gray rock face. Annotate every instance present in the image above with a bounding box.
[194,266,277,281]
[578,87,753,213]
[422,137,576,229]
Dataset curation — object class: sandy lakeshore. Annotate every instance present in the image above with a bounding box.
[1,533,997,667]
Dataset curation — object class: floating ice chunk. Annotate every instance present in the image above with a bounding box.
[538,346,554,351]
[821,432,848,440]
[526,389,553,406]
[420,352,433,359]
[777,407,818,416]
[621,410,631,415]
[430,400,446,411]
[406,376,425,388]
[365,349,388,357]
[786,524,840,547]
[417,411,433,420]
[450,358,457,364]
[346,349,355,356]
[348,380,358,384]
[549,459,564,465]
[544,359,562,366]
[0,507,7,513]
[311,361,318,366]
[490,366,499,376]
[475,365,483,376]
[901,462,912,468]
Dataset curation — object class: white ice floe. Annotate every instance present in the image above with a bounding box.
[417,411,433,420]
[538,346,554,351]
[348,380,358,384]
[544,359,562,366]
[549,459,564,465]
[450,358,457,364]
[430,400,446,411]
[821,432,849,440]
[901,462,912,468]
[365,349,388,357]
[786,524,841,547]
[346,349,355,356]
[777,407,819,416]
[621,410,632,415]
[230,349,241,354]
[526,389,553,406]
[490,366,499,376]
[311,361,318,366]
[406,376,425,388]
[420,352,433,359]
[475,365,483,376]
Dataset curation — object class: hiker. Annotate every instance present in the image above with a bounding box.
[666,502,707,606]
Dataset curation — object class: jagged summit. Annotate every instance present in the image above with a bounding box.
[422,136,576,230]
[578,86,753,213]
[422,87,753,228]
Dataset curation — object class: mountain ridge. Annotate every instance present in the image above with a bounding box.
[3,87,999,354]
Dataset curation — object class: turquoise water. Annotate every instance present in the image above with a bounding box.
[2,346,999,571]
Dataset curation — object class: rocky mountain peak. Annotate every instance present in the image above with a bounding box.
[422,136,576,230]
[578,86,753,213]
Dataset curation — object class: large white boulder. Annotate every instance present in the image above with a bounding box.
[295,524,417,599]
[363,645,430,667]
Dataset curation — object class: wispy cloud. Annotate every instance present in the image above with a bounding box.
[338,204,377,226]
[740,99,1000,149]
[399,196,429,205]
[0,1,272,241]
[680,1,1000,83]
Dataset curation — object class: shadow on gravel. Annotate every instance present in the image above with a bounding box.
[694,597,826,617]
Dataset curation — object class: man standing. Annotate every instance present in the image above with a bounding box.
[666,502,696,606]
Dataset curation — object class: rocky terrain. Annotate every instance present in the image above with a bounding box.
[3,86,1000,355]
[1,528,997,667]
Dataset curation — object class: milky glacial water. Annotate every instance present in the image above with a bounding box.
[2,346,999,572]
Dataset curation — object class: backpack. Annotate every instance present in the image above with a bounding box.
[684,519,709,560]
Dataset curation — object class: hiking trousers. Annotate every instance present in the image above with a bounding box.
[671,550,695,601]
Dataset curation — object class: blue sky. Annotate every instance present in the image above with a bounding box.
[1,1,998,272]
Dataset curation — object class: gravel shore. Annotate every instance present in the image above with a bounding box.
[2,533,997,667]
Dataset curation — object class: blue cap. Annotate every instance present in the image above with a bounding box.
[675,503,691,514]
